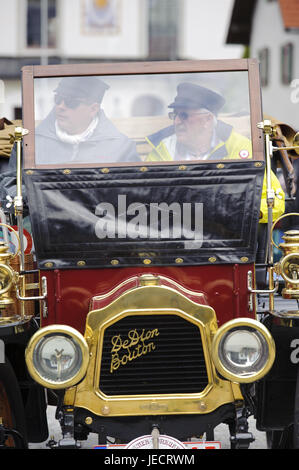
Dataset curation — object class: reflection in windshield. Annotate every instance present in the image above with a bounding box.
[34,71,252,165]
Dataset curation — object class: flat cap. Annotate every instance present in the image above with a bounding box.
[168,82,225,114]
[55,76,109,103]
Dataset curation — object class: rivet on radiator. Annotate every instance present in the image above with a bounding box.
[102,406,110,415]
[199,401,207,411]
[85,416,93,425]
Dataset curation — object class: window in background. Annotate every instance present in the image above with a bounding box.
[148,0,178,60]
[14,107,22,120]
[258,48,269,87]
[27,0,57,48]
[281,43,294,85]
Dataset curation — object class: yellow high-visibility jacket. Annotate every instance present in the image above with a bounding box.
[145,121,285,224]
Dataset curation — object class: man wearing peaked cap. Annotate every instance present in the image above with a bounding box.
[168,82,225,114]
[54,76,110,104]
[35,76,138,164]
[146,81,251,162]
[146,81,249,162]
[146,82,285,224]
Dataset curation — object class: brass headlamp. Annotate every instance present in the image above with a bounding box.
[271,215,299,300]
[0,127,48,326]
[248,215,299,318]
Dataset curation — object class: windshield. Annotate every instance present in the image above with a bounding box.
[22,60,264,269]
[31,70,254,167]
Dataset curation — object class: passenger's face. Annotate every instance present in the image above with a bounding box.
[171,108,214,151]
[54,94,100,135]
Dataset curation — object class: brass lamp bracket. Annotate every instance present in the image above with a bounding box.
[16,276,47,302]
[272,131,299,155]
[257,119,299,155]
[9,127,29,143]
[11,127,29,272]
[247,270,279,295]
[13,127,28,215]
[257,120,275,136]
[272,144,299,153]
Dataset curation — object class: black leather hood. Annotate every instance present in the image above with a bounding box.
[24,161,264,269]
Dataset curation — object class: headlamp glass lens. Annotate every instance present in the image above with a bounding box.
[33,334,83,384]
[222,330,261,368]
[219,328,268,376]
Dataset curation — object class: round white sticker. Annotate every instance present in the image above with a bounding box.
[239,149,250,159]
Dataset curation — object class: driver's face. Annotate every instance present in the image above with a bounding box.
[54,95,100,135]
[172,108,214,149]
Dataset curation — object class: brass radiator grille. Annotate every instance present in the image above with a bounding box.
[99,314,209,396]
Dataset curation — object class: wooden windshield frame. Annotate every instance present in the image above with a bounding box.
[21,58,264,169]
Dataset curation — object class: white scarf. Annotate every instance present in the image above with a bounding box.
[55,116,99,160]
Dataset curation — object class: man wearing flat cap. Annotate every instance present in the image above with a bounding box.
[146,82,285,224]
[146,82,252,162]
[35,76,138,164]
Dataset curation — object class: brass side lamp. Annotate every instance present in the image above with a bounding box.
[272,215,299,301]
[0,225,21,324]
[269,214,299,317]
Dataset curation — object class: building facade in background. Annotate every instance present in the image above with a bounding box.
[227,0,299,129]
[0,0,243,120]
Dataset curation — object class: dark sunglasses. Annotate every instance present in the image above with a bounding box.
[168,110,209,121]
[54,94,87,109]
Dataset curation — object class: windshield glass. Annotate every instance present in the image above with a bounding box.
[23,61,264,268]
[33,70,252,166]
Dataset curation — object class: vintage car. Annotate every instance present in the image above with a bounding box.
[0,58,299,449]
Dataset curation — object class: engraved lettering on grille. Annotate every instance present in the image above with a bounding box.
[110,328,159,373]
